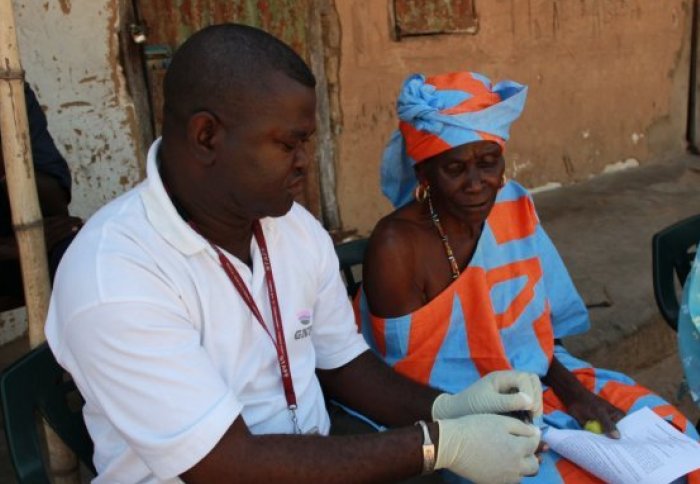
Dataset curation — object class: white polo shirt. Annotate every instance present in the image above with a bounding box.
[45,139,368,483]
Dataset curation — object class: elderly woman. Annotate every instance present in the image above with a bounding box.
[357,71,699,482]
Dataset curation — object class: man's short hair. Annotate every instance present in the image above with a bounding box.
[163,23,316,124]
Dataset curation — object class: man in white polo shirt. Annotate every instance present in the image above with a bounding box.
[45,24,543,483]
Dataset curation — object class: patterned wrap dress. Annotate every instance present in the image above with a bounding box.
[356,180,700,483]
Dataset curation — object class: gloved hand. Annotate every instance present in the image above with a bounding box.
[432,370,543,420]
[435,414,541,483]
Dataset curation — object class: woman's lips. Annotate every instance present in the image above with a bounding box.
[460,199,490,210]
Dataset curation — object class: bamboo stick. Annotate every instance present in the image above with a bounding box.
[0,1,79,481]
[309,0,342,231]
[0,1,49,347]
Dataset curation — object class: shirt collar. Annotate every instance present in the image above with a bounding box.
[140,138,208,255]
[140,138,278,257]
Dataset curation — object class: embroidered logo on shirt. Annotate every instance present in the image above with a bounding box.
[295,309,313,340]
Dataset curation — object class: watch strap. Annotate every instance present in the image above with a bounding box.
[414,420,436,475]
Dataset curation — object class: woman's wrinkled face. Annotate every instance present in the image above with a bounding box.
[419,140,505,225]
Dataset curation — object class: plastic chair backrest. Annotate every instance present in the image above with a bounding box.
[335,238,369,298]
[652,214,700,331]
[0,342,95,483]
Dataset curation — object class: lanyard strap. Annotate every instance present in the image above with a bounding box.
[205,221,300,430]
[160,182,300,429]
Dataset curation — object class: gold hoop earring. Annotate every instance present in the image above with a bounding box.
[415,183,430,203]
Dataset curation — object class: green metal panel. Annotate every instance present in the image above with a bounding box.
[137,0,315,134]
[138,0,312,56]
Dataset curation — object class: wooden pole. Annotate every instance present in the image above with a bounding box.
[0,1,80,482]
[309,0,342,231]
[0,1,49,346]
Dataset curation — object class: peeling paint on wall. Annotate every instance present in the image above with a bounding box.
[0,308,27,346]
[3,0,145,344]
[58,0,71,15]
[631,132,645,145]
[602,158,640,174]
[530,182,563,195]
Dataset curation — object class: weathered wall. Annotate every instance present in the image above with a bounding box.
[1,0,144,344]
[334,0,693,234]
[0,0,693,343]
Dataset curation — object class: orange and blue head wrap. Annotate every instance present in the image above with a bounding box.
[381,71,528,207]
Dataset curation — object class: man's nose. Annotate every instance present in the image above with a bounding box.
[294,142,311,171]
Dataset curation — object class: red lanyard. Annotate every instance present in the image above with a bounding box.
[163,172,303,433]
[203,220,301,434]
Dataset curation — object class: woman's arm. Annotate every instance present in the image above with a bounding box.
[542,356,624,437]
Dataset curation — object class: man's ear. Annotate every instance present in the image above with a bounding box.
[186,111,219,166]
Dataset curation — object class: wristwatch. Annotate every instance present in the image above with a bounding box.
[414,420,436,475]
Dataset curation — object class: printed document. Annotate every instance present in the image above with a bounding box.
[543,406,700,484]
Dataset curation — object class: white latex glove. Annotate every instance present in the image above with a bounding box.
[432,370,543,420]
[435,414,541,483]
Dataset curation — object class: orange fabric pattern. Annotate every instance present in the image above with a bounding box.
[488,196,538,244]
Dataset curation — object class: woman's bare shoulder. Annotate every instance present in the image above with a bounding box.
[370,203,426,247]
[362,204,429,318]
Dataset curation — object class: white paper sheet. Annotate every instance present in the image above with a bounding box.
[543,407,700,484]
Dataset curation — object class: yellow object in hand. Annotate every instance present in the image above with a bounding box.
[584,420,603,434]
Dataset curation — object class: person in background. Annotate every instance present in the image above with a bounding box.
[0,82,81,301]
[679,248,700,418]
[358,70,700,482]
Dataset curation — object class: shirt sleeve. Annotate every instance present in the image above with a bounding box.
[304,215,369,370]
[535,222,591,339]
[48,277,241,479]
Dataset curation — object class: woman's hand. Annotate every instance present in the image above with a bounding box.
[543,356,626,439]
[565,389,625,438]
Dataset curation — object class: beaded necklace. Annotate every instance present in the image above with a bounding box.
[426,190,460,280]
